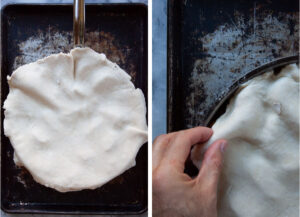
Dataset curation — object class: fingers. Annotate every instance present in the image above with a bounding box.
[196,139,228,195]
[164,127,213,171]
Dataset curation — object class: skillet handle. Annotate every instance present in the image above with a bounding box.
[73,0,85,47]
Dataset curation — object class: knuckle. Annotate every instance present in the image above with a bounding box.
[153,134,168,144]
[177,130,186,138]
[167,135,176,145]
[170,131,183,143]
[152,167,170,192]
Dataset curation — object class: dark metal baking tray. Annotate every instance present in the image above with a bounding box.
[167,0,299,176]
[167,0,299,132]
[1,3,147,214]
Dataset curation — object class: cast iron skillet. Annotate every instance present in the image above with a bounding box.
[186,55,299,176]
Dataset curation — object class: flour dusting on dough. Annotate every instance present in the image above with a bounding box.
[5,47,147,192]
[192,64,299,217]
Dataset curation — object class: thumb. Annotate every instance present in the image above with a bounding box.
[196,139,228,194]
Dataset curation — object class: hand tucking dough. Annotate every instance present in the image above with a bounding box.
[191,64,299,217]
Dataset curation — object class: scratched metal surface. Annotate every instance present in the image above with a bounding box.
[167,0,299,132]
[1,4,147,214]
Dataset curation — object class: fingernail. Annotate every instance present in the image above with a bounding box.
[220,141,228,153]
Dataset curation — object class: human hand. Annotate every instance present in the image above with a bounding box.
[152,127,227,217]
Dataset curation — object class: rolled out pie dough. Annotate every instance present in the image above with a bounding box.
[191,64,299,217]
[4,47,148,192]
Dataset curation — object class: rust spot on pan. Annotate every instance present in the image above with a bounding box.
[13,27,136,82]
[186,10,299,128]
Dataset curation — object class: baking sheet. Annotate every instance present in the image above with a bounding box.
[167,0,299,132]
[1,3,147,214]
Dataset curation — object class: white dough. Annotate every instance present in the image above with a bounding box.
[191,64,299,217]
[4,47,148,192]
